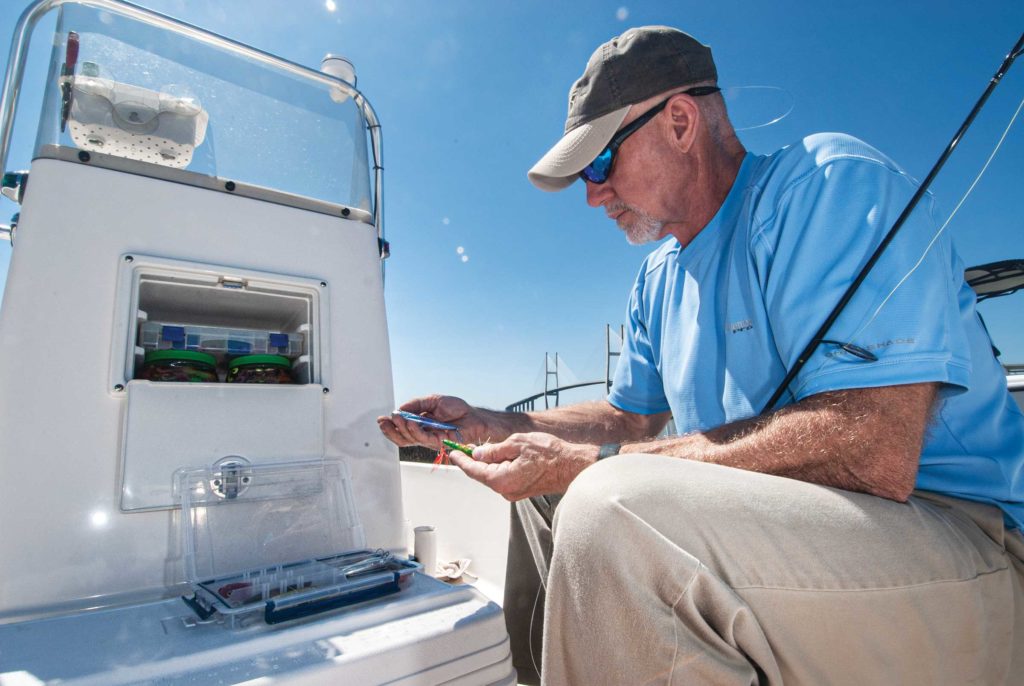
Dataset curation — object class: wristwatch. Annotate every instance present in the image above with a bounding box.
[597,443,621,460]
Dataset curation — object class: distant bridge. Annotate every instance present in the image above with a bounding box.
[505,325,623,412]
[505,380,606,413]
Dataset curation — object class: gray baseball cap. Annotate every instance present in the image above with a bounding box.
[528,26,717,192]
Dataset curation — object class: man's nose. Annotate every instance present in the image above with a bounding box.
[585,179,613,207]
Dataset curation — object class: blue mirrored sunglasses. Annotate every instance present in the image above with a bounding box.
[578,86,721,184]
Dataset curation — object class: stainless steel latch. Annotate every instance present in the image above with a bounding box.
[211,456,253,499]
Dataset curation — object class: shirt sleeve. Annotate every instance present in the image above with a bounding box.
[607,271,672,415]
[752,156,972,403]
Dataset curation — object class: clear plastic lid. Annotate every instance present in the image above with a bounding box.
[176,458,365,582]
[36,5,373,211]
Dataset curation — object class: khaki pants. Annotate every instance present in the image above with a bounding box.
[504,454,1024,685]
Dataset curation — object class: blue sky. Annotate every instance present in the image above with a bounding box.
[1,1,1022,410]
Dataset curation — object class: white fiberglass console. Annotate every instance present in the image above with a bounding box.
[0,2,514,683]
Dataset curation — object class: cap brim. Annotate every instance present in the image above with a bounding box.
[528,107,629,192]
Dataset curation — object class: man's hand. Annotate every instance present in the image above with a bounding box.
[380,384,935,503]
[377,394,494,449]
[379,396,661,453]
[447,432,598,501]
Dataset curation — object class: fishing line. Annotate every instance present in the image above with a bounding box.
[830,90,1024,357]
[762,32,1024,412]
[722,86,795,132]
[528,581,543,678]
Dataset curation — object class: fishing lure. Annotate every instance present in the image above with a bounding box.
[433,439,477,471]
[433,442,450,469]
[442,439,474,457]
[393,410,469,469]
[393,410,460,433]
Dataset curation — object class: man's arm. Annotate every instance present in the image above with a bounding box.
[623,382,938,502]
[452,382,938,503]
[378,396,668,449]
[517,400,670,444]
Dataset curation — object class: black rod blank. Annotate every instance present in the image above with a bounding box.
[762,31,1024,414]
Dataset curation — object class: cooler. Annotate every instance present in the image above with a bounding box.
[0,458,515,684]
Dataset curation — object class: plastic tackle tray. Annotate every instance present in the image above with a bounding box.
[185,550,420,627]
[140,321,304,358]
[177,459,417,628]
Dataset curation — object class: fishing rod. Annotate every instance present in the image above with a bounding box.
[762,31,1024,413]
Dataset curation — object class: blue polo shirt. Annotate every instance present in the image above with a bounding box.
[609,133,1024,529]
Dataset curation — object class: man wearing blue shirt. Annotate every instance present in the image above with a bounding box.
[379,26,1024,685]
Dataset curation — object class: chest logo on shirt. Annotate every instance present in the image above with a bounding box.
[727,319,754,334]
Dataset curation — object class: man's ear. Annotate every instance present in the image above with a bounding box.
[665,94,700,154]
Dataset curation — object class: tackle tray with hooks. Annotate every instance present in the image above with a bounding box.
[176,458,419,628]
[184,549,420,627]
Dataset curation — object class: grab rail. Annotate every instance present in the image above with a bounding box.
[0,0,385,252]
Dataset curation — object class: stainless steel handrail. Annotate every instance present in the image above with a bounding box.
[0,0,384,249]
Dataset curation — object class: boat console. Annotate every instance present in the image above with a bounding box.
[0,2,514,683]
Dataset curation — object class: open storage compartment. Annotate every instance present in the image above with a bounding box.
[177,459,418,629]
[131,272,316,384]
[114,255,333,511]
[113,254,330,387]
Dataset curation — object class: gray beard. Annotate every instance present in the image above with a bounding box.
[611,203,664,245]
